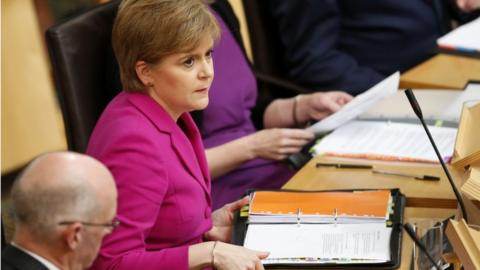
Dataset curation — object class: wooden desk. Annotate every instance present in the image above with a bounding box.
[284,156,463,208]
[400,54,480,89]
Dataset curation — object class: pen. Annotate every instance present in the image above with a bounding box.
[315,163,373,169]
[372,169,440,181]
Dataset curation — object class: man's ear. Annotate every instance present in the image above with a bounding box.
[64,223,83,250]
[135,60,151,86]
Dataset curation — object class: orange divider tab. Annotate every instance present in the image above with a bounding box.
[250,190,391,218]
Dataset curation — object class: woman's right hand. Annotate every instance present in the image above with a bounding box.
[214,242,269,270]
[247,128,314,160]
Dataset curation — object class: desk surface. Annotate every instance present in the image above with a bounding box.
[284,156,463,208]
[400,54,480,89]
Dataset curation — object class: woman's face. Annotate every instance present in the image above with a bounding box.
[139,37,214,120]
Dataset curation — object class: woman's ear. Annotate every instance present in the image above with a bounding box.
[135,60,151,86]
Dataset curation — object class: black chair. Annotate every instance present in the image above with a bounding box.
[242,0,312,99]
[242,0,285,83]
[46,0,122,153]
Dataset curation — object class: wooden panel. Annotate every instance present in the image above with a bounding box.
[1,0,67,173]
[228,0,252,62]
[400,54,480,90]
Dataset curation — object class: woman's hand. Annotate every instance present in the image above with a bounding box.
[214,242,269,270]
[457,0,480,11]
[296,91,353,124]
[205,197,249,243]
[248,128,314,160]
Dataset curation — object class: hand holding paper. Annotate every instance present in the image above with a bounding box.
[307,72,400,134]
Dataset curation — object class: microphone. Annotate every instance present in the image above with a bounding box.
[403,223,441,270]
[404,89,468,222]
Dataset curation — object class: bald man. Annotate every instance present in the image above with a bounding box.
[1,152,118,270]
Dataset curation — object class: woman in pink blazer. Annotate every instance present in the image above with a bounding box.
[86,1,268,269]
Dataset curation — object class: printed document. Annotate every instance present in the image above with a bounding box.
[244,223,391,264]
[437,17,480,52]
[307,72,399,134]
[359,83,480,122]
[311,120,457,163]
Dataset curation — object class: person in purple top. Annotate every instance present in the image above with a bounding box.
[203,1,353,210]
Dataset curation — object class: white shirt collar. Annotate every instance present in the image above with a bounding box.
[11,242,62,270]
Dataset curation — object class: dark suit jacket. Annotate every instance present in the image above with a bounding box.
[268,0,477,95]
[1,244,48,270]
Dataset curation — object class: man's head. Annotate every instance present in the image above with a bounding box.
[10,151,117,270]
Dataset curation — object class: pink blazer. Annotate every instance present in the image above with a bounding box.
[87,91,212,270]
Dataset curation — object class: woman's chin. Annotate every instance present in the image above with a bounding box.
[191,97,209,111]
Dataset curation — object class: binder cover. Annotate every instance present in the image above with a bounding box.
[232,189,406,269]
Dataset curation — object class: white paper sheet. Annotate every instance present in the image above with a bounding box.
[437,17,480,52]
[244,223,391,263]
[311,121,457,162]
[307,72,399,134]
[359,84,480,122]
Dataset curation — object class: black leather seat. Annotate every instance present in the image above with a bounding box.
[46,0,122,152]
[242,0,285,84]
[242,0,311,98]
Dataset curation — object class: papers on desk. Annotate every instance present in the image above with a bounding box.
[437,17,480,53]
[244,223,392,264]
[359,84,480,123]
[307,72,399,135]
[311,120,457,163]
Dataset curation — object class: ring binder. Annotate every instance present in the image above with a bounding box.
[233,188,406,269]
[296,208,301,227]
[334,208,338,226]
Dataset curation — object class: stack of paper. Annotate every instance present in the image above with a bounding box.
[245,223,392,264]
[311,120,457,163]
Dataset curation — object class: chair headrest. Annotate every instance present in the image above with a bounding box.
[46,0,122,152]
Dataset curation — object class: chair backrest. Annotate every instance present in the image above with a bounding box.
[242,0,285,83]
[46,0,121,153]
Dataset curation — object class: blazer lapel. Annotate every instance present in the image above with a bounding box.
[175,113,211,193]
[127,92,211,196]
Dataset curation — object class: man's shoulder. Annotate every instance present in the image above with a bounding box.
[1,245,48,270]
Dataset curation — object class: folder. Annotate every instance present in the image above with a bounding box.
[232,189,406,269]
[249,189,391,224]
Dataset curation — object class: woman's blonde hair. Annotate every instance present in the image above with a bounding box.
[112,0,220,92]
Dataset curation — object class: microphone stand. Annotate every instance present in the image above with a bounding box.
[404,88,468,222]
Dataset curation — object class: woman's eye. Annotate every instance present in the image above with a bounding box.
[206,50,213,59]
[183,58,194,67]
